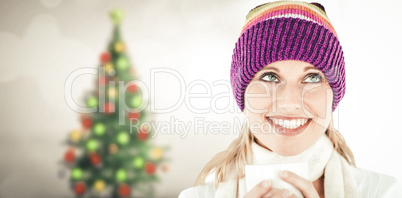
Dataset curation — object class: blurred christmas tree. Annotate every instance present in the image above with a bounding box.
[62,8,170,198]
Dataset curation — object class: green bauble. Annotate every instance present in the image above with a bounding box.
[71,168,83,180]
[130,94,142,108]
[116,55,129,70]
[117,132,130,145]
[86,139,98,151]
[115,169,127,182]
[93,123,106,136]
[109,8,124,25]
[133,156,145,169]
[87,96,98,108]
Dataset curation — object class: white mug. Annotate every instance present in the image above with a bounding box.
[245,162,308,198]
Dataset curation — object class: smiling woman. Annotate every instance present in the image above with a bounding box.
[179,1,402,198]
[245,60,335,157]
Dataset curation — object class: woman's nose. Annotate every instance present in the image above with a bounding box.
[274,82,303,112]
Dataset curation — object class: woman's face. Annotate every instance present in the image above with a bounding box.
[244,60,333,156]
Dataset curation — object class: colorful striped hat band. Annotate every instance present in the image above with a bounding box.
[230,1,345,112]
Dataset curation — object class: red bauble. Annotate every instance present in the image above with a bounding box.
[98,77,108,86]
[104,102,115,114]
[100,52,111,63]
[89,153,101,165]
[145,162,156,175]
[128,112,140,121]
[118,183,131,197]
[74,182,86,195]
[81,117,92,130]
[137,129,148,141]
[127,84,137,93]
[64,149,75,163]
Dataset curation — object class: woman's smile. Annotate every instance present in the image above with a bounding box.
[266,116,313,136]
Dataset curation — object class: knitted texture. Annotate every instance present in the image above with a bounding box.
[230,1,345,112]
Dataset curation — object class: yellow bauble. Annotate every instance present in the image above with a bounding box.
[94,180,106,192]
[104,63,114,73]
[70,129,82,142]
[108,87,117,99]
[150,147,163,160]
[114,42,125,53]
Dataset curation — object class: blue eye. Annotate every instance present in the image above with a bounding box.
[259,72,323,83]
[260,72,278,82]
[304,73,322,83]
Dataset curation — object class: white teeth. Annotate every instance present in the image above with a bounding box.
[284,120,290,128]
[278,119,284,127]
[268,117,309,129]
[296,119,301,127]
[290,120,297,129]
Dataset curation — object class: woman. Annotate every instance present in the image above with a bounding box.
[179,1,401,197]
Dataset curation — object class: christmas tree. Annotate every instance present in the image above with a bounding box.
[62,8,169,198]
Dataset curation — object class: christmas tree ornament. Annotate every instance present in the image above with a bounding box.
[104,62,114,72]
[86,139,98,151]
[93,179,106,192]
[114,42,125,53]
[128,112,140,122]
[117,132,130,145]
[108,143,118,154]
[104,102,115,114]
[100,52,111,63]
[87,96,98,108]
[90,153,101,166]
[71,168,83,180]
[115,169,127,182]
[93,122,106,136]
[74,182,86,195]
[108,87,117,99]
[133,156,145,169]
[116,55,129,70]
[150,147,163,160]
[130,94,142,108]
[69,129,82,142]
[81,116,93,130]
[93,180,105,192]
[109,8,124,25]
[64,148,75,163]
[127,84,137,93]
[145,162,156,175]
[118,183,131,197]
[137,128,148,141]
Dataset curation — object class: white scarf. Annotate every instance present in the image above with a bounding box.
[213,134,361,198]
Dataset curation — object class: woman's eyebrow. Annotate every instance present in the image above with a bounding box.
[261,67,280,72]
[304,66,319,72]
[260,66,318,72]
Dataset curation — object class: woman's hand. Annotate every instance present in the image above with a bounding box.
[244,180,297,198]
[243,171,320,198]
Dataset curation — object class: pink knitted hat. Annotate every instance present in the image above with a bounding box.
[230,1,345,112]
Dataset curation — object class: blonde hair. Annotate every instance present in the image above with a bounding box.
[194,114,356,188]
